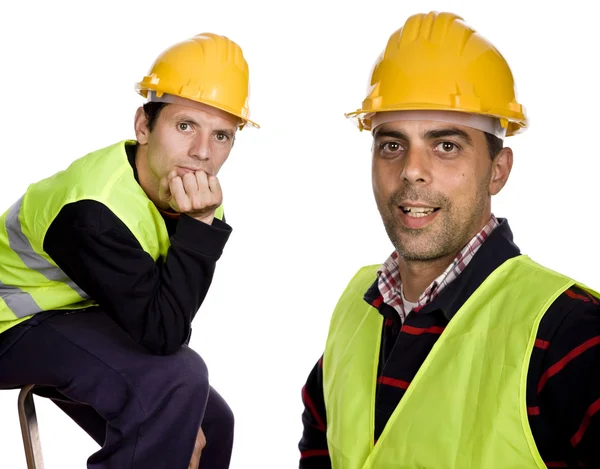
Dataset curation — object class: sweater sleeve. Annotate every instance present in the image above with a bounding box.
[43,200,232,355]
[299,356,332,468]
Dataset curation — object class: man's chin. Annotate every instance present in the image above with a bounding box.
[392,234,448,262]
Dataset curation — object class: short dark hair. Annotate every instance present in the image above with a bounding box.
[484,132,503,160]
[143,102,167,131]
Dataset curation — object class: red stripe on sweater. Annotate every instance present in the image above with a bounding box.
[300,449,330,458]
[401,325,445,336]
[571,397,600,447]
[566,289,593,303]
[585,291,599,305]
[301,386,326,432]
[535,339,550,350]
[372,296,383,308]
[378,376,410,389]
[538,336,600,393]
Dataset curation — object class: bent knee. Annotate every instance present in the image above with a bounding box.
[217,395,234,430]
[157,347,209,396]
[206,388,234,432]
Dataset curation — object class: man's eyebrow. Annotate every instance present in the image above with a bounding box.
[170,114,236,135]
[214,128,236,137]
[423,127,473,146]
[170,113,200,126]
[372,128,409,141]
[372,126,473,145]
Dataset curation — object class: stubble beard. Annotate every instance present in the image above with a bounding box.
[382,185,489,262]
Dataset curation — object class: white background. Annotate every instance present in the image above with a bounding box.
[1,0,599,467]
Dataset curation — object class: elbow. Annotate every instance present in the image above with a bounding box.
[141,334,187,356]
[159,341,185,356]
[143,342,182,356]
[136,313,190,355]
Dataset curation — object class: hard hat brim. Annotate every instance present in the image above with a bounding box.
[136,85,260,130]
[345,105,527,136]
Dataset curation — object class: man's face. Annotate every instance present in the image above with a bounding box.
[372,119,506,262]
[136,103,239,184]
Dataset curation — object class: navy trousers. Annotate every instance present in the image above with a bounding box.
[0,308,234,468]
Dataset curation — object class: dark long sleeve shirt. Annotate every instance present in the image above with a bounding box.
[299,220,600,468]
[40,142,232,355]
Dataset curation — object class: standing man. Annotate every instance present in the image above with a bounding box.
[0,32,258,468]
[299,11,600,469]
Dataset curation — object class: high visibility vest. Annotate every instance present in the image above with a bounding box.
[323,255,599,468]
[0,140,223,334]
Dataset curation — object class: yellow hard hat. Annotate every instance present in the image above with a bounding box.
[135,33,258,129]
[346,12,526,136]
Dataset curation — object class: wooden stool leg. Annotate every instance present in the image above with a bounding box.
[18,385,45,469]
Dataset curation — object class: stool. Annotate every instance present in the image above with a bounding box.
[18,385,45,469]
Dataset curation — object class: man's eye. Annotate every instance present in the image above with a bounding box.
[380,142,401,152]
[436,142,458,153]
[178,123,190,132]
[215,133,229,142]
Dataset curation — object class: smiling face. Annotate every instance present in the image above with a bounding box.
[372,119,512,262]
[134,102,239,207]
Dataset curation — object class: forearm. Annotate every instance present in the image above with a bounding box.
[44,202,232,355]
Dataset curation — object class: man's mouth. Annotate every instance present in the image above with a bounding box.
[399,206,440,218]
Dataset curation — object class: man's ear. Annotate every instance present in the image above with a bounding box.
[489,147,513,196]
[134,107,150,145]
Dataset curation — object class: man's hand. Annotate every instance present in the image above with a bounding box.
[159,170,222,225]
[188,426,206,469]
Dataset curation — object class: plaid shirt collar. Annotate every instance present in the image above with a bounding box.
[377,214,499,322]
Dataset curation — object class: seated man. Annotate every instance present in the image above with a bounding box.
[0,32,258,469]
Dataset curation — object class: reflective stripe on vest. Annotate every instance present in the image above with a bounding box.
[322,255,600,469]
[6,196,88,299]
[0,279,40,319]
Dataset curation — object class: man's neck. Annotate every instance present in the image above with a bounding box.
[397,254,456,302]
[134,145,169,210]
[396,213,494,302]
